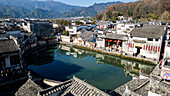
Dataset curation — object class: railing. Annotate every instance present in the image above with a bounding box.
[0,64,26,82]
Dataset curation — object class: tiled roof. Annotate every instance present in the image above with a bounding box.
[63,76,110,96]
[16,76,110,96]
[102,33,127,40]
[131,26,165,39]
[0,39,19,54]
[80,31,97,41]
[96,21,108,25]
[24,32,33,37]
[15,79,43,96]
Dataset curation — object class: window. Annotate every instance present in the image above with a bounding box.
[10,55,20,65]
[143,45,145,50]
[155,47,157,52]
[155,39,159,41]
[158,47,160,52]
[118,28,121,30]
[148,38,153,41]
[151,46,153,51]
[129,26,133,28]
[168,42,170,44]
[148,46,150,51]
[153,46,155,51]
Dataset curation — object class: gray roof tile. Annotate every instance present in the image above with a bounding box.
[131,26,165,39]
[0,39,19,54]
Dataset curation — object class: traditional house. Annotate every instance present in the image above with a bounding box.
[128,26,167,61]
[116,23,140,35]
[0,39,24,82]
[96,21,110,29]
[73,31,97,47]
[15,76,110,96]
[163,26,170,59]
[61,35,71,43]
[22,20,53,38]
[102,33,127,52]
[65,25,96,36]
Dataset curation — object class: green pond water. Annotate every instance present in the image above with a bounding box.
[26,44,155,90]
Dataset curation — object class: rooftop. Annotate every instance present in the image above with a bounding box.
[102,33,127,40]
[131,26,165,39]
[15,76,110,96]
[80,31,97,42]
[0,39,19,54]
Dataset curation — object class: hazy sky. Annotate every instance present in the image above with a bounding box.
[44,0,137,7]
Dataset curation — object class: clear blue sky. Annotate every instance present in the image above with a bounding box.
[47,0,137,7]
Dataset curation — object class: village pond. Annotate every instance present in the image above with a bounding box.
[25,44,155,90]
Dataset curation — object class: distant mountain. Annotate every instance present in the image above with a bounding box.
[0,0,123,18]
[0,0,78,14]
[60,1,122,18]
[0,4,30,18]
[22,9,50,18]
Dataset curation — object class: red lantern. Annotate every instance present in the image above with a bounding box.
[110,40,112,42]
[119,41,121,43]
[114,40,117,43]
[111,45,113,48]
[106,39,108,41]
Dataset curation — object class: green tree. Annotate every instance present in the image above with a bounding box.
[111,17,118,23]
[106,11,112,19]
[95,13,103,20]
[92,21,96,24]
[63,30,69,36]
[75,21,83,25]
[160,11,170,20]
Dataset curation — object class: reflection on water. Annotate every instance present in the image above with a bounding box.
[25,44,155,90]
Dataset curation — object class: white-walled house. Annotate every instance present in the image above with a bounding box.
[116,23,139,35]
[96,21,110,29]
[61,35,71,43]
[102,33,128,52]
[0,39,20,67]
[52,23,59,28]
[73,31,97,47]
[127,26,167,61]
[65,25,96,36]
[164,26,170,59]
[65,26,78,36]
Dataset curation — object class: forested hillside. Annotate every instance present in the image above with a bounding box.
[95,0,170,21]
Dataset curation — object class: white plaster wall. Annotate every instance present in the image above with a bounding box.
[148,91,161,96]
[5,56,11,67]
[61,35,70,42]
[164,46,170,59]
[96,41,103,48]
